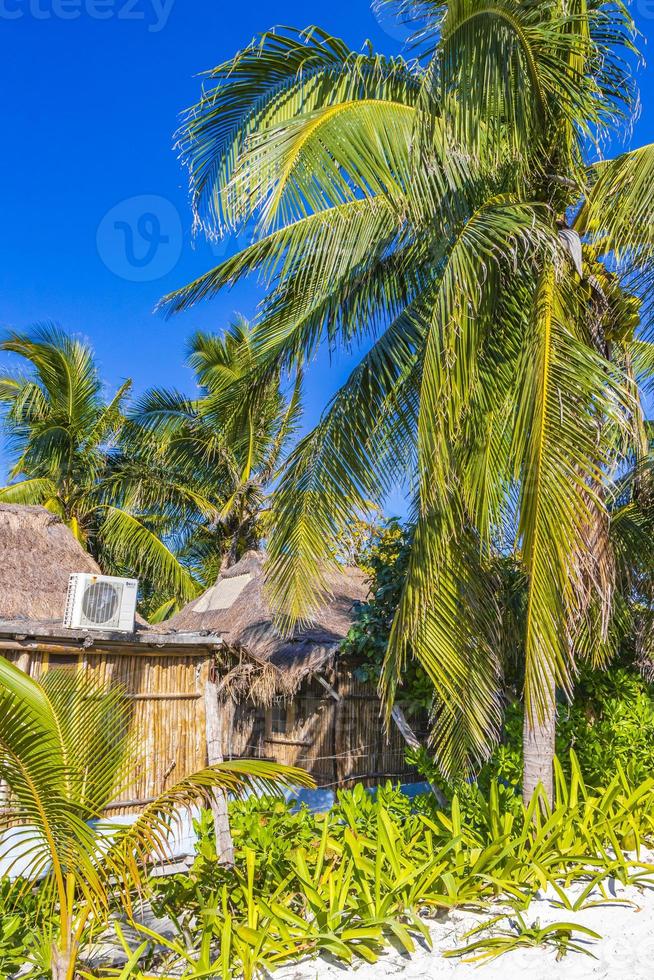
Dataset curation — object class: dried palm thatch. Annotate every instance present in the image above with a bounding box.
[0,504,100,622]
[164,551,369,697]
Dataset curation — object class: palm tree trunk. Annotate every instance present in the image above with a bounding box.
[522,672,556,805]
[51,943,73,980]
[226,531,240,569]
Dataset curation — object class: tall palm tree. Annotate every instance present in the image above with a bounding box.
[160,2,654,801]
[0,325,198,604]
[0,657,310,979]
[120,317,302,619]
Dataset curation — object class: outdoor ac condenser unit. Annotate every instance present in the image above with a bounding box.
[63,573,138,632]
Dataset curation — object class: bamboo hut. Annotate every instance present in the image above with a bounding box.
[0,505,422,809]
[164,551,424,788]
[0,504,219,813]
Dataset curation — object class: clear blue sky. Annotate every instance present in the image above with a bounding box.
[2,1,654,515]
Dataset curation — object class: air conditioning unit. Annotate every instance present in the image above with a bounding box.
[64,574,138,632]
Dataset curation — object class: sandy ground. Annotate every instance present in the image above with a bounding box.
[276,872,654,980]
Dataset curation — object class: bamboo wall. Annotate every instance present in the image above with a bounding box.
[226,666,424,788]
[2,645,212,814]
[2,644,422,806]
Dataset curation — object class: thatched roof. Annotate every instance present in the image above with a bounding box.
[0,507,367,696]
[163,551,368,696]
[0,504,221,654]
[0,504,101,622]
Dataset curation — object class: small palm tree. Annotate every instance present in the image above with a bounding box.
[0,656,311,979]
[160,1,654,800]
[0,324,198,604]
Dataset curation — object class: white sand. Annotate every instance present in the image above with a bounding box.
[276,871,654,980]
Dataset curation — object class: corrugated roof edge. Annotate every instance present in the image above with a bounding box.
[0,617,223,651]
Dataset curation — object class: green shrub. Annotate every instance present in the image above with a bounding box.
[138,758,654,979]
[230,794,319,879]
[347,520,654,797]
[0,879,40,976]
[410,666,654,797]
[342,520,434,718]
[491,667,654,790]
[557,668,654,785]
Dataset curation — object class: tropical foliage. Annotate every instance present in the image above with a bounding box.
[0,321,300,617]
[78,760,654,977]
[347,520,654,791]
[0,879,38,976]
[1,649,652,977]
[343,519,527,717]
[0,325,197,605]
[161,0,654,797]
[119,317,301,619]
[5,2,654,976]
[0,656,312,979]
[506,665,654,791]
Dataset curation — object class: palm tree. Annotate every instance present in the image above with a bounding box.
[0,656,310,980]
[120,318,301,619]
[0,325,198,604]
[603,439,654,675]
[160,2,654,801]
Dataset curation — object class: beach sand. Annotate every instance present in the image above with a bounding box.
[276,869,654,980]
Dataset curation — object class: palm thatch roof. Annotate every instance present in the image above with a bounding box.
[0,504,220,653]
[0,504,101,622]
[0,507,368,698]
[163,551,369,697]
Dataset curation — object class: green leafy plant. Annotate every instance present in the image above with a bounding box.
[0,879,38,975]
[141,756,654,977]
[341,522,434,718]
[445,912,602,963]
[546,872,635,913]
[410,664,654,807]
[0,657,312,980]
[557,668,654,787]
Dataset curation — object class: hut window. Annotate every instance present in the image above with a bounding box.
[43,653,80,674]
[271,702,288,734]
[266,699,295,738]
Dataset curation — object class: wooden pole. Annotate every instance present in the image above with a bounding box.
[204,677,235,866]
[16,651,32,675]
[0,652,33,811]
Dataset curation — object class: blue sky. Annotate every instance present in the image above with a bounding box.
[2,0,654,514]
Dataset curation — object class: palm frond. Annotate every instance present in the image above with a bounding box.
[0,659,105,903]
[513,263,632,718]
[381,514,503,777]
[265,304,423,626]
[177,25,422,232]
[99,507,200,602]
[102,760,314,907]
[0,477,57,506]
[39,670,133,817]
